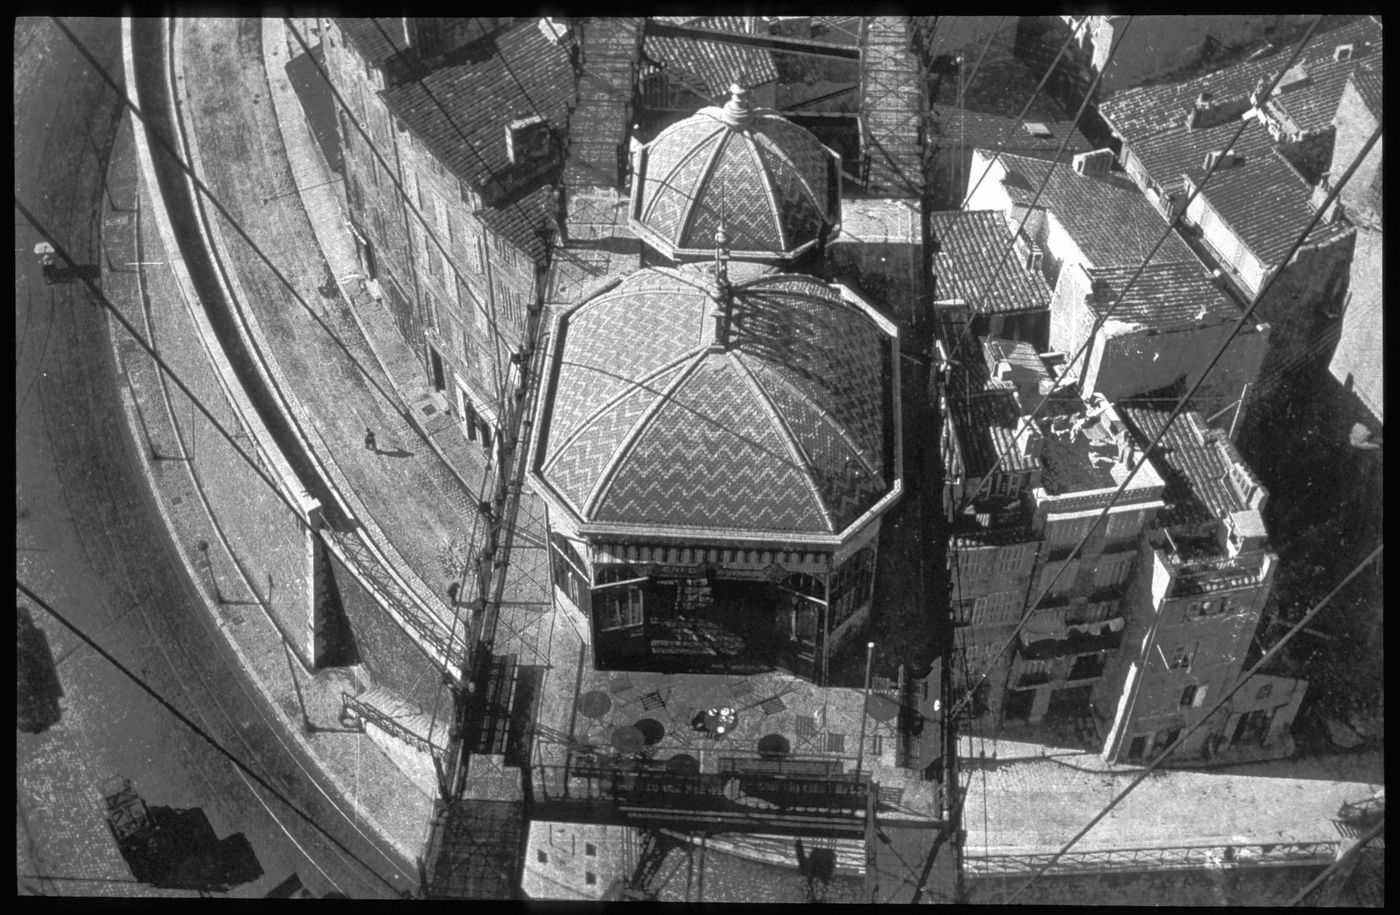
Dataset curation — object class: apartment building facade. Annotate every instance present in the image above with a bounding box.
[321,17,574,440]
[1097,401,1304,764]
[940,332,1168,727]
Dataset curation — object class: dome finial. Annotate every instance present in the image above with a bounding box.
[710,220,733,349]
[719,79,754,129]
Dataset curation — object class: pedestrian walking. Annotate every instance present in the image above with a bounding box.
[446,581,460,606]
[364,427,377,452]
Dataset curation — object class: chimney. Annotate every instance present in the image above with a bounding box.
[1203,150,1244,172]
[538,17,570,45]
[1071,149,1114,178]
[994,360,1013,382]
[506,116,552,166]
[1187,91,1251,130]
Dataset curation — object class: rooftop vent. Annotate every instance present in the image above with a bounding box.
[506,115,552,166]
[1203,150,1245,172]
[1334,43,1355,62]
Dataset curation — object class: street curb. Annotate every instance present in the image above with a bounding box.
[119,17,429,875]
[166,18,467,678]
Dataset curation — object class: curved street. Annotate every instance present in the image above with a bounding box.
[15,17,412,898]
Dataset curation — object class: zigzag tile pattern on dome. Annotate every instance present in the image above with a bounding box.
[536,268,895,537]
[743,358,884,532]
[545,363,688,514]
[729,276,888,465]
[591,356,825,531]
[640,126,724,245]
[632,102,840,261]
[546,272,708,445]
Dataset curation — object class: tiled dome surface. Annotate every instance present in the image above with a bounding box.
[629,97,841,263]
[537,267,894,537]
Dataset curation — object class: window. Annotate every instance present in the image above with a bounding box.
[1105,510,1140,541]
[956,548,992,581]
[1048,514,1095,549]
[993,543,1030,576]
[1181,684,1208,708]
[551,534,588,609]
[596,584,644,631]
[585,872,597,886]
[970,591,1018,627]
[585,843,597,857]
[1256,683,1272,702]
[1094,552,1134,589]
[537,849,548,863]
[1167,645,1192,670]
[830,548,874,627]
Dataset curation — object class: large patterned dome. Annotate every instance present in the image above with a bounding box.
[629,85,842,264]
[533,266,900,540]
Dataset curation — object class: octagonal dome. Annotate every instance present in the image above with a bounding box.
[629,85,842,264]
[533,266,900,542]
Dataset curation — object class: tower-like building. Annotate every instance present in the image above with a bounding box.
[531,87,902,683]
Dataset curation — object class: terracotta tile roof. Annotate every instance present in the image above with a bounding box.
[1129,117,1277,191]
[380,20,574,193]
[631,100,840,262]
[1118,400,1248,528]
[946,386,1035,480]
[477,184,555,265]
[992,152,1198,268]
[1189,147,1349,266]
[1099,17,1383,141]
[1348,65,1383,119]
[538,267,897,537]
[932,107,1093,161]
[1085,262,1240,331]
[645,16,779,99]
[930,209,1051,315]
[944,354,1038,480]
[337,18,409,69]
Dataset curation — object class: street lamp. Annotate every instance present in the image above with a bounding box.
[856,641,875,778]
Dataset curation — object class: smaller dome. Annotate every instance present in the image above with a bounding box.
[629,84,842,264]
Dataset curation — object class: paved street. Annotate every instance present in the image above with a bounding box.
[15,17,414,898]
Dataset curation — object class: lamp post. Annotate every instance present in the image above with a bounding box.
[856,641,875,778]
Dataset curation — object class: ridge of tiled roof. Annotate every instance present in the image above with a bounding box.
[1348,65,1383,118]
[1100,17,1383,141]
[929,210,1051,315]
[1086,262,1240,331]
[1129,116,1277,192]
[380,20,574,196]
[991,152,1199,268]
[1118,400,1248,528]
[644,15,779,99]
[477,184,555,265]
[1189,146,1350,266]
[338,18,410,69]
